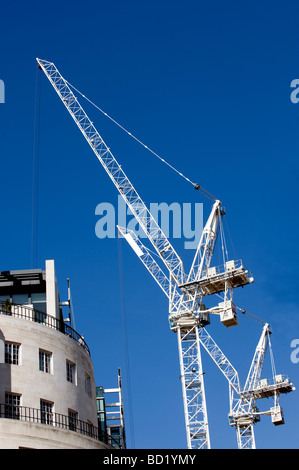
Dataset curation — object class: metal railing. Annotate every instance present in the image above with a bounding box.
[0,303,90,356]
[0,403,120,448]
[204,259,245,277]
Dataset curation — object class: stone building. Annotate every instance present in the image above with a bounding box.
[0,259,111,449]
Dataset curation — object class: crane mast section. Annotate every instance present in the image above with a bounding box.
[37,58,184,285]
[177,324,210,449]
[173,200,224,321]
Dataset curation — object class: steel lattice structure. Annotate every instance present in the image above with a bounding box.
[37,58,295,449]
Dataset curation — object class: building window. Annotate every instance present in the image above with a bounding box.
[40,399,53,425]
[110,426,122,447]
[86,420,94,438]
[39,349,52,373]
[0,296,11,313]
[31,292,47,313]
[66,360,76,384]
[5,342,20,365]
[85,373,91,396]
[68,409,78,432]
[5,393,21,420]
[1,299,12,314]
[12,293,28,305]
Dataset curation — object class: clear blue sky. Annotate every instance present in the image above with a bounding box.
[1,0,299,449]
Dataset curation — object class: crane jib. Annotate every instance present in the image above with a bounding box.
[36,58,184,285]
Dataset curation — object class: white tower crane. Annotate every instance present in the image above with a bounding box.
[229,322,295,448]
[36,58,294,449]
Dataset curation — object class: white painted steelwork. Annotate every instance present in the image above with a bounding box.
[37,59,294,449]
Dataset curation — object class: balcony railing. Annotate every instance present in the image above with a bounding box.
[0,303,90,356]
[0,403,120,448]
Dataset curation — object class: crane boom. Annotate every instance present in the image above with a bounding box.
[117,225,171,298]
[36,58,184,286]
[197,326,241,395]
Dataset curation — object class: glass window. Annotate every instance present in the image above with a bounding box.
[40,400,53,425]
[86,420,94,438]
[109,426,121,446]
[5,393,21,419]
[66,360,76,384]
[97,398,105,412]
[39,350,52,373]
[68,409,78,432]
[85,373,91,396]
[12,294,28,305]
[5,342,20,365]
[0,296,11,313]
[31,292,46,313]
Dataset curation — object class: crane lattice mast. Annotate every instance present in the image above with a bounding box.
[37,58,295,449]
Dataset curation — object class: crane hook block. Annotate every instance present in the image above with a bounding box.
[194,183,200,190]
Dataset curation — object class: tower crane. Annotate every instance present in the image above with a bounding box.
[36,58,294,449]
[229,322,295,448]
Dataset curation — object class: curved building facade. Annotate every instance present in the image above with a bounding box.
[0,260,109,449]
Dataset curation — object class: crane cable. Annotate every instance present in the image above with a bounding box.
[215,218,265,325]
[238,308,266,325]
[267,332,277,382]
[63,78,217,201]
[117,236,135,449]
[31,66,41,269]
